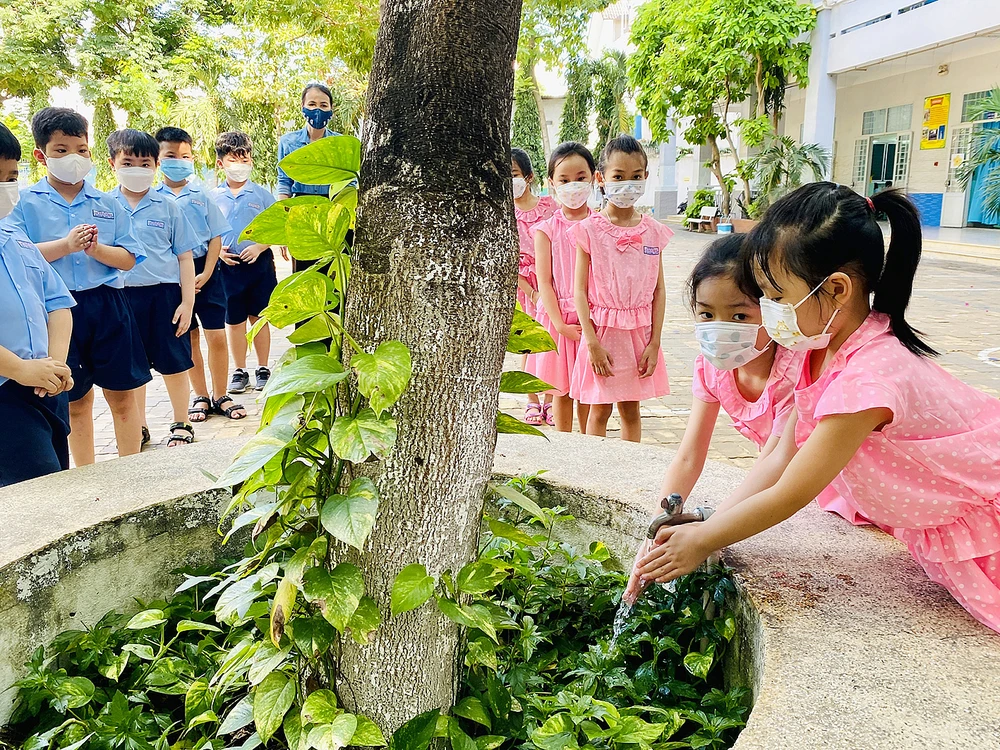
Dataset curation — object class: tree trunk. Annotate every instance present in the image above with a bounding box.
[338,0,522,733]
[530,64,552,157]
[707,135,730,216]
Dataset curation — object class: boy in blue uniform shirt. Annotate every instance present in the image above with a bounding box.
[7,108,149,467]
[0,123,76,485]
[108,129,200,448]
[153,127,246,423]
[211,132,277,394]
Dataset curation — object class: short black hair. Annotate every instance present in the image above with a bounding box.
[154,126,192,145]
[0,123,21,162]
[687,234,760,309]
[600,134,648,170]
[547,141,596,178]
[301,82,334,106]
[511,148,535,180]
[216,131,253,159]
[107,128,160,161]
[31,107,88,151]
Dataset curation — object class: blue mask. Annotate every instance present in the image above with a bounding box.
[160,158,195,182]
[303,107,334,130]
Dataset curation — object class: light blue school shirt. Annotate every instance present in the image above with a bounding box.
[112,188,200,287]
[210,182,276,253]
[0,224,76,386]
[153,182,231,260]
[276,127,340,197]
[6,178,146,292]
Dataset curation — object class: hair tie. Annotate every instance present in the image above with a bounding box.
[865,196,875,213]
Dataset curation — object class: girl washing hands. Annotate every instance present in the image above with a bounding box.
[528,142,598,433]
[634,183,1000,633]
[512,148,557,426]
[570,135,671,442]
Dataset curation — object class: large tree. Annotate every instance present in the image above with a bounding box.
[337,0,523,729]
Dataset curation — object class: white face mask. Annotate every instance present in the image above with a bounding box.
[512,177,528,199]
[224,163,253,183]
[0,182,19,219]
[604,179,646,208]
[555,181,592,210]
[45,154,93,185]
[115,166,155,193]
[695,321,769,371]
[760,278,840,352]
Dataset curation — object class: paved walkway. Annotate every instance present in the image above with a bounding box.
[90,227,1000,472]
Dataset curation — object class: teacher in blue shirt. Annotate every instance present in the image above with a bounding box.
[277,82,339,272]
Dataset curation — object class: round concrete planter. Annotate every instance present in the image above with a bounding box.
[1,434,998,748]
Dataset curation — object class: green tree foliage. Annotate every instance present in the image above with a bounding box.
[593,50,632,164]
[559,57,593,146]
[745,134,829,217]
[512,72,546,184]
[957,87,1000,219]
[629,0,816,216]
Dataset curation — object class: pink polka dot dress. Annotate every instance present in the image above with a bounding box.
[525,209,594,395]
[515,195,557,320]
[568,214,671,404]
[794,312,1000,632]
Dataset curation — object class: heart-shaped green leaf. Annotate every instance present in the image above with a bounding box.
[390,564,435,616]
[260,271,337,328]
[279,135,361,182]
[507,309,556,355]
[347,596,382,645]
[286,203,351,260]
[330,408,397,463]
[262,354,348,398]
[351,341,412,416]
[498,370,553,394]
[320,477,379,550]
[496,411,545,437]
[253,671,296,743]
[239,195,330,245]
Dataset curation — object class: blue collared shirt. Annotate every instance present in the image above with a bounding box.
[210,182,276,252]
[6,179,146,292]
[112,188,200,287]
[0,225,76,387]
[276,127,340,197]
[153,182,231,260]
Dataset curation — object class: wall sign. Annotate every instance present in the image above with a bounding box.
[921,94,950,150]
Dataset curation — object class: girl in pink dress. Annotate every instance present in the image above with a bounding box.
[528,142,597,433]
[636,183,1000,633]
[512,148,557,426]
[570,135,669,442]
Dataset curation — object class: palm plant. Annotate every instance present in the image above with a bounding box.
[745,134,830,217]
[957,86,1000,218]
[593,50,633,160]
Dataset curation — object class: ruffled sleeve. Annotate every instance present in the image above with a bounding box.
[691,355,719,404]
[530,216,553,243]
[813,364,902,429]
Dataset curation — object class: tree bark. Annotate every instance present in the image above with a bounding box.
[338,0,522,733]
[707,135,730,216]
[530,64,552,157]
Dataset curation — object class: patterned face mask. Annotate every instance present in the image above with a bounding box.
[760,277,839,352]
[603,179,646,208]
[555,181,592,209]
[512,177,527,199]
[695,321,768,371]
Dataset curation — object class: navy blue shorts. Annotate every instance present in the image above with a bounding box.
[191,255,227,331]
[0,381,69,486]
[125,284,194,376]
[67,285,152,401]
[222,250,277,325]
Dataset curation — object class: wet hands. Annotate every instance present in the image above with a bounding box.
[635,522,713,585]
[623,538,653,605]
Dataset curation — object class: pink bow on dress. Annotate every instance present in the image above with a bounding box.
[615,233,643,253]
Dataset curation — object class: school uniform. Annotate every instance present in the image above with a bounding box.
[0,225,76,486]
[6,179,150,401]
[114,187,200,376]
[210,181,277,325]
[154,182,231,331]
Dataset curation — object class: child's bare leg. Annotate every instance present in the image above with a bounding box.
[227,321,248,370]
[586,403,613,436]
[527,393,541,406]
[204,329,230,401]
[250,316,270,367]
[618,401,642,443]
[68,389,96,466]
[577,402,591,433]
[188,328,209,397]
[104,387,142,456]
[132,384,148,430]
[552,394,575,432]
[163,372,192,425]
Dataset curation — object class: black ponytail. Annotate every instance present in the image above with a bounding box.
[870,190,936,356]
[743,182,937,357]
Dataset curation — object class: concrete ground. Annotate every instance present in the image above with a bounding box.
[88,226,1000,470]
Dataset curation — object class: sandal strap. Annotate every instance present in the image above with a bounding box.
[169,422,195,436]
[191,396,212,407]
[213,395,245,415]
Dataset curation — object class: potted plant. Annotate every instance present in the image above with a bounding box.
[735,135,830,232]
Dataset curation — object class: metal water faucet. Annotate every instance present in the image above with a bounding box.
[647,493,714,539]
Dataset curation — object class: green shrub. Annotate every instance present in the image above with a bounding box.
[685,189,718,220]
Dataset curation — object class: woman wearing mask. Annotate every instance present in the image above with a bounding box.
[276,82,340,271]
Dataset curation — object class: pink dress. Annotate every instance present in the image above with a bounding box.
[525,209,593,396]
[569,214,671,404]
[515,195,557,320]
[793,312,1000,633]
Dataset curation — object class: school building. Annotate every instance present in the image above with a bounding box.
[782,0,1000,229]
